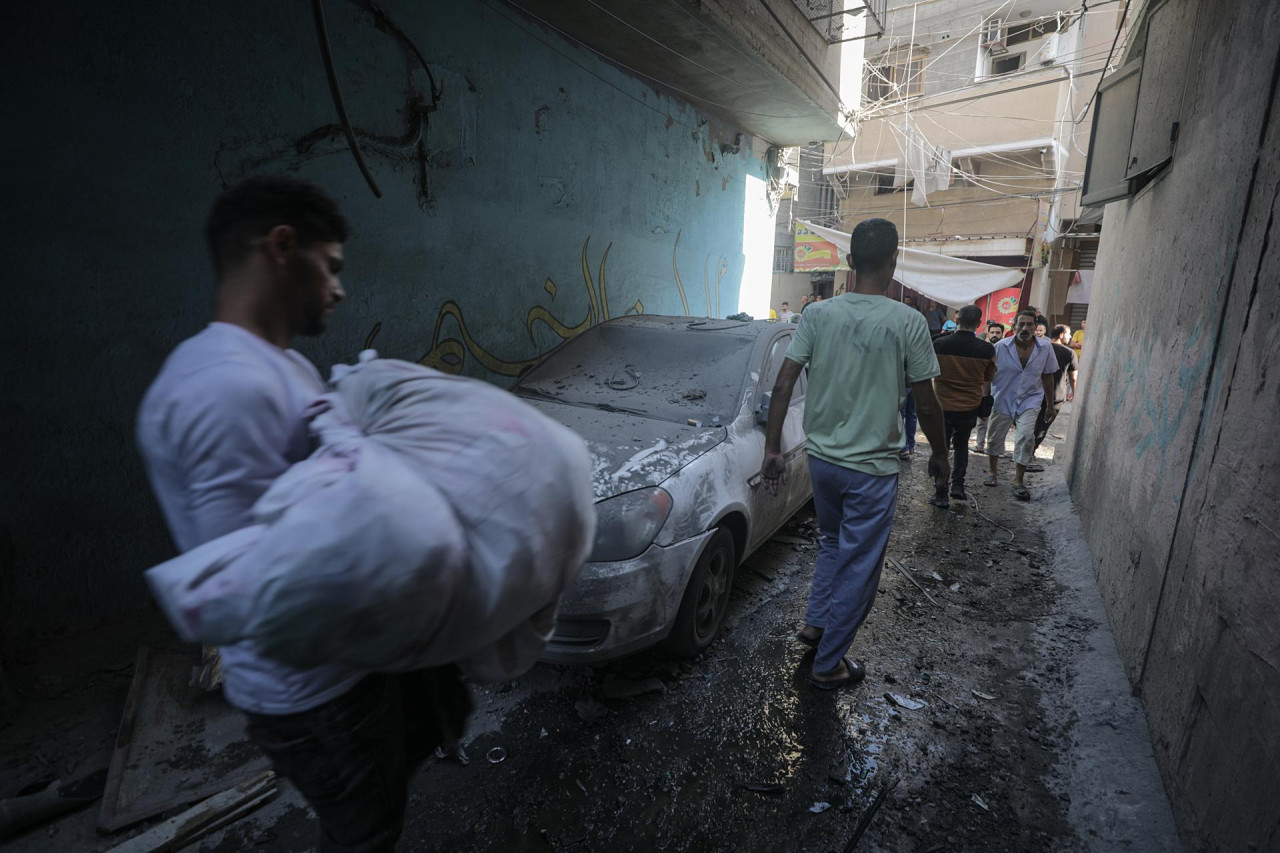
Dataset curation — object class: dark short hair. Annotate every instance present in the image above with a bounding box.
[848,218,898,274]
[1015,308,1038,322]
[206,176,349,275]
[987,321,1005,331]
[1051,324,1068,338]
[781,301,789,307]
[957,305,982,328]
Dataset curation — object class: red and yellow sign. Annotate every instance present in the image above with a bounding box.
[794,222,849,272]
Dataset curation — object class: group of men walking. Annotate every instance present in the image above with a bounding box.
[761,217,1083,697]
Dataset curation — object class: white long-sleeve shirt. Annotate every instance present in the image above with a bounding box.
[137,322,362,714]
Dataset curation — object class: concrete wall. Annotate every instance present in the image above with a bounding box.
[0,0,773,652]
[1064,0,1280,847]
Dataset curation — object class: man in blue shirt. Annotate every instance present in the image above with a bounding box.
[981,309,1057,500]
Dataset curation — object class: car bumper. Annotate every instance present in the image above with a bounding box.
[541,530,714,664]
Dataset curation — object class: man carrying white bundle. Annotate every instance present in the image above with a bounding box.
[137,177,464,852]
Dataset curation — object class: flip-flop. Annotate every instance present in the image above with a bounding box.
[1012,484,1031,501]
[795,628,822,648]
[809,656,865,691]
[983,475,998,487]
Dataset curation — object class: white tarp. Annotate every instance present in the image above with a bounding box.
[1066,269,1094,304]
[798,220,1025,309]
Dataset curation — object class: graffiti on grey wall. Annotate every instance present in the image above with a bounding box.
[365,230,729,377]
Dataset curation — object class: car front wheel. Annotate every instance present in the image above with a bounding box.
[662,528,737,657]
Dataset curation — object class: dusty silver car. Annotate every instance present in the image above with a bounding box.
[513,316,812,662]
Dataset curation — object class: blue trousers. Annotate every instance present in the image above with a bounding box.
[805,456,898,674]
[901,389,917,451]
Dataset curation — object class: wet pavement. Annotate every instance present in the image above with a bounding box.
[0,411,1181,852]
[206,412,1180,852]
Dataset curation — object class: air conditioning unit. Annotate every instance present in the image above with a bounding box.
[982,18,1007,55]
[1036,33,1060,65]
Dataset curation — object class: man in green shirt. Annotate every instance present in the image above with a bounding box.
[762,218,949,690]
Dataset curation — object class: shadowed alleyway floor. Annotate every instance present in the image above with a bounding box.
[1,406,1181,851]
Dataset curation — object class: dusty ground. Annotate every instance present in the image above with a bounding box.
[0,409,1181,852]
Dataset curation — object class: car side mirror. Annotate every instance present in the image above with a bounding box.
[756,390,772,426]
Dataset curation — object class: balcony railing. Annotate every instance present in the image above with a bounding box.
[789,0,887,44]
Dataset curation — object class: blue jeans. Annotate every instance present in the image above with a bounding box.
[805,456,899,674]
[901,389,917,451]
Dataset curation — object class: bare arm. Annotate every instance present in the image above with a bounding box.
[761,358,805,496]
[910,379,950,488]
[1042,373,1056,405]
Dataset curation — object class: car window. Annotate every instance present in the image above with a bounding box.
[762,334,803,401]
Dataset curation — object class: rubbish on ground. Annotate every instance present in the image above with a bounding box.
[948,582,960,592]
[98,648,270,833]
[435,743,470,766]
[842,776,899,853]
[809,801,831,813]
[884,693,927,711]
[540,728,549,738]
[0,768,107,839]
[886,558,943,608]
[574,697,609,723]
[601,675,665,699]
[486,747,507,764]
[972,689,997,701]
[575,779,588,795]
[740,783,784,794]
[928,571,943,582]
[104,771,275,853]
[971,793,990,811]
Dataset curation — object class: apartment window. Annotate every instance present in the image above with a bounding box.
[873,171,912,195]
[774,246,795,273]
[866,47,925,102]
[991,53,1025,76]
[1006,16,1060,47]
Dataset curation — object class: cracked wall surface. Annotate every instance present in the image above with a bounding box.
[0,0,773,653]
[1064,0,1280,848]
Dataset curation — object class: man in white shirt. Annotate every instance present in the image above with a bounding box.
[137,177,468,852]
[778,301,798,323]
[980,309,1058,500]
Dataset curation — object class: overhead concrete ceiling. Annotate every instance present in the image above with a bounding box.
[503,0,849,146]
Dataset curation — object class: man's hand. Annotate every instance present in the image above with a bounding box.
[928,450,951,492]
[1066,391,1074,402]
[761,450,788,496]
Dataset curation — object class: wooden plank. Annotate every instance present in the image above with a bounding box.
[98,646,150,832]
[97,649,270,832]
[104,771,275,853]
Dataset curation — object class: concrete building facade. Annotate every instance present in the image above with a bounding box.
[823,0,1122,323]
[0,1,857,660]
[1067,0,1280,847]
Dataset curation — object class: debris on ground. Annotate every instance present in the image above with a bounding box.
[98,648,269,833]
[972,689,997,701]
[971,794,990,811]
[0,769,106,839]
[884,693,927,711]
[103,771,275,853]
[809,801,831,814]
[573,696,609,723]
[600,675,665,700]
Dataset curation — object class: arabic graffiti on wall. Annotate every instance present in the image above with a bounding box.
[366,231,730,378]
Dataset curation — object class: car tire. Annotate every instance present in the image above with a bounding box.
[662,527,737,658]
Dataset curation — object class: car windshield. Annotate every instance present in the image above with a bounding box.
[515,322,755,425]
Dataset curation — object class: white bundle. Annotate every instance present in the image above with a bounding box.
[146,354,595,682]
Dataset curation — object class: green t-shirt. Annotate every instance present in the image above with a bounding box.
[785,293,940,476]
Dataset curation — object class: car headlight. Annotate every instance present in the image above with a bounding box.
[590,487,673,562]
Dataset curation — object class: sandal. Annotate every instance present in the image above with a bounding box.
[809,656,866,691]
[795,627,823,648]
[1011,484,1031,501]
[983,475,998,487]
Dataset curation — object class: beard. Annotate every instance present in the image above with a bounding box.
[288,254,329,337]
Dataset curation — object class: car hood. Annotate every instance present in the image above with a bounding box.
[521,398,729,500]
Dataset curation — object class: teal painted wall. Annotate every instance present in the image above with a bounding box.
[0,0,772,649]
